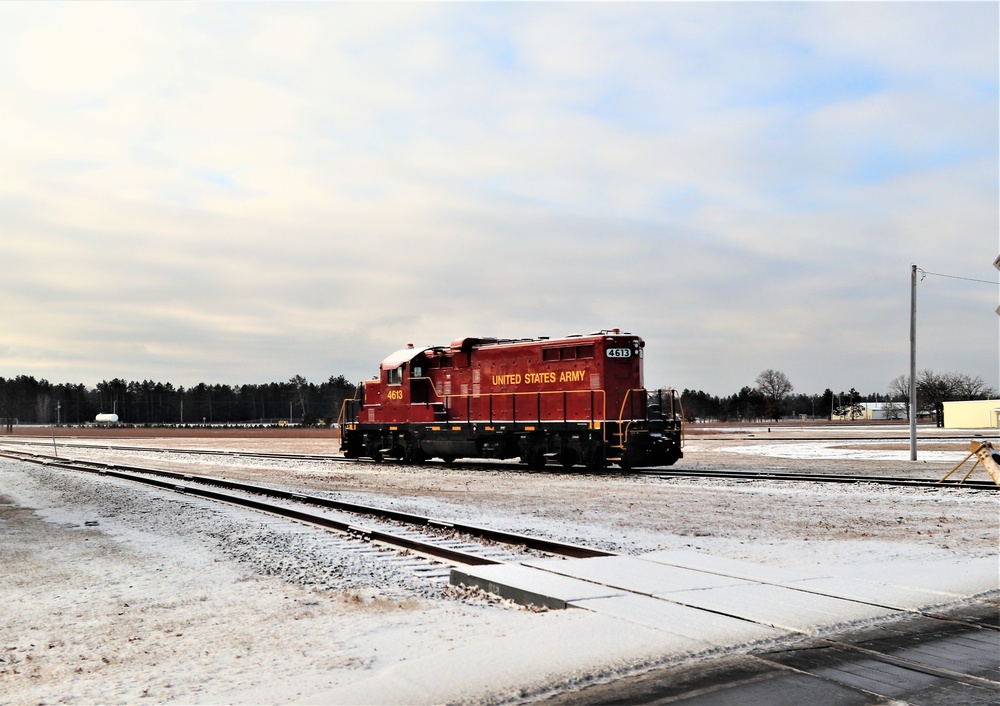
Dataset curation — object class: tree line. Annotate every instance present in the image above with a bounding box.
[1,367,994,428]
[0,375,357,428]
[679,369,996,424]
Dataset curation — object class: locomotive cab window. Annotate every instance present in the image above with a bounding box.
[387,366,403,385]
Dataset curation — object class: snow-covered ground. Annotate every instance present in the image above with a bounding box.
[1,432,997,704]
[722,439,971,462]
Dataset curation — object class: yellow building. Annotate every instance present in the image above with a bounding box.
[943,400,1000,429]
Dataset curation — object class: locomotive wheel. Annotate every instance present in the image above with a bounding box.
[559,450,578,470]
[440,454,456,465]
[525,449,546,471]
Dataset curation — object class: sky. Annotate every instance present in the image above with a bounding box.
[1,2,997,398]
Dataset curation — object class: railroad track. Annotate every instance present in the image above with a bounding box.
[690,434,999,441]
[635,467,1000,490]
[3,437,995,490]
[0,437,339,463]
[0,447,614,570]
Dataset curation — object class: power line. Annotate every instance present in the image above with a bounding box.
[916,269,997,285]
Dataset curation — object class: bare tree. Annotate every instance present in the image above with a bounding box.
[946,372,996,400]
[888,374,909,400]
[755,369,793,421]
[890,371,996,426]
[888,374,911,420]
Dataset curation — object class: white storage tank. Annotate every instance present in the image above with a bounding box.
[95,413,119,424]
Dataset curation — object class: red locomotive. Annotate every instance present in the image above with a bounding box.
[339,330,683,469]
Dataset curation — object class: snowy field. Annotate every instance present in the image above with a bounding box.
[1,428,997,704]
[721,439,971,463]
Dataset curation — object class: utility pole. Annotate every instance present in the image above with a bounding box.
[909,264,917,461]
[52,402,60,457]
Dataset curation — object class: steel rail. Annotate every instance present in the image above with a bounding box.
[634,467,999,490]
[0,449,614,563]
[4,439,995,488]
[686,434,996,441]
[0,438,338,462]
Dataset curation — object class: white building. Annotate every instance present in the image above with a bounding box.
[831,402,908,421]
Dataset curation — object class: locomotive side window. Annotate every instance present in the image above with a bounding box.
[544,345,593,361]
[387,367,403,385]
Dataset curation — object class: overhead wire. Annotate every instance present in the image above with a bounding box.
[915,268,997,285]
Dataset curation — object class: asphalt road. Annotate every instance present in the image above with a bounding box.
[542,602,999,705]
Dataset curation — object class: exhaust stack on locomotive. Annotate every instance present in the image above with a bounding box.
[339,331,683,469]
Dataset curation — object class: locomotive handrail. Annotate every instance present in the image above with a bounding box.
[349,377,683,451]
[337,387,364,429]
[614,388,686,453]
[407,376,609,431]
[440,388,608,430]
[614,391,635,453]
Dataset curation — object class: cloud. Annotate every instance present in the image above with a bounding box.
[0,3,996,397]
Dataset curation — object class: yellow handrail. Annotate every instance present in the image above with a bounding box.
[613,388,685,452]
[336,386,363,429]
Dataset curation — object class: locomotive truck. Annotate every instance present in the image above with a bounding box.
[339,330,683,469]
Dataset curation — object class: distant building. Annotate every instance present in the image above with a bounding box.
[832,402,908,421]
[943,400,1000,429]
